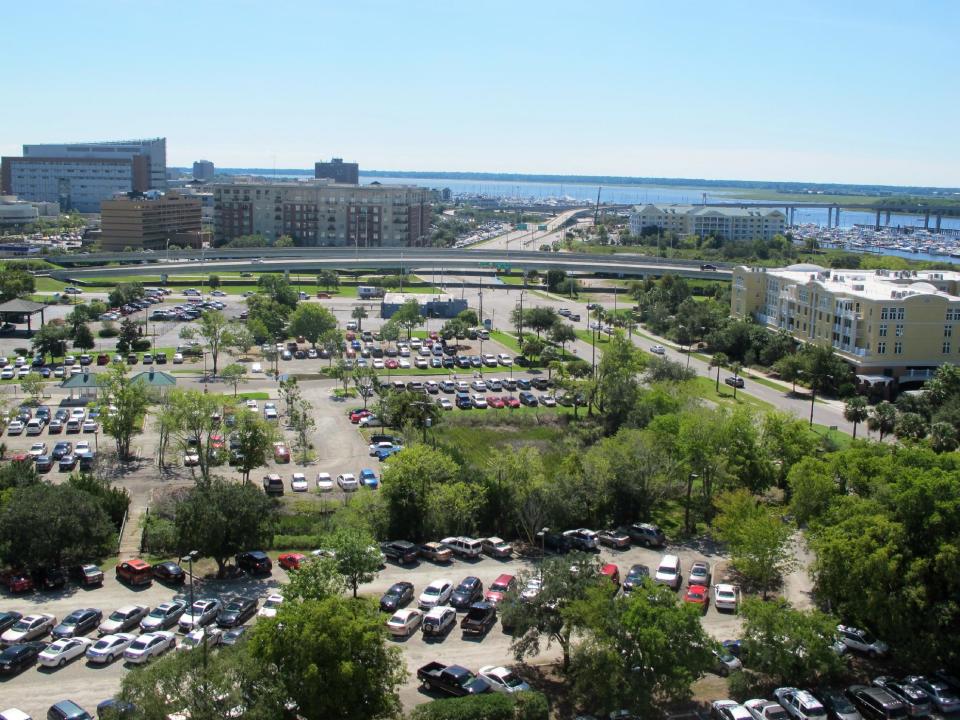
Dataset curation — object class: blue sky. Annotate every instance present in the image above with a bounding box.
[2,1,957,186]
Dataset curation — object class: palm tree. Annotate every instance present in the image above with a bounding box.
[929,422,959,453]
[351,305,368,331]
[867,401,897,442]
[730,362,743,400]
[710,352,729,392]
[843,397,869,439]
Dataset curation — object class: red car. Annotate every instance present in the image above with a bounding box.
[116,558,153,586]
[96,353,110,366]
[278,552,306,571]
[273,442,290,462]
[502,396,520,409]
[211,434,225,450]
[600,563,621,591]
[684,584,709,612]
[316,293,331,299]
[384,359,399,370]
[484,573,516,605]
[349,409,371,424]
[0,570,34,593]
[429,331,439,340]
[486,396,505,409]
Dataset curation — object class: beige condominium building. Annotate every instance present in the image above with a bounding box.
[630,204,786,241]
[100,191,205,251]
[732,263,960,387]
[212,180,431,247]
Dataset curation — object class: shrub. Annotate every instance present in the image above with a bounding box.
[272,533,324,550]
[408,692,548,720]
[98,324,119,338]
[141,516,178,555]
[131,338,151,352]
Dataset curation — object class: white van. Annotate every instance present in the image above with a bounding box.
[654,554,682,590]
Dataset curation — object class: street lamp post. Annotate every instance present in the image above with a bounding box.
[180,550,205,669]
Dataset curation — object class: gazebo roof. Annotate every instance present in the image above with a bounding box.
[0,298,46,314]
[130,369,177,387]
[60,371,109,389]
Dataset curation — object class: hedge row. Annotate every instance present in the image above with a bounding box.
[408,691,548,720]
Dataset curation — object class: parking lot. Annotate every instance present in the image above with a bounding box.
[0,529,756,716]
[0,284,809,716]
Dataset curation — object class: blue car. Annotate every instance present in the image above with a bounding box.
[359,468,379,488]
[374,448,394,462]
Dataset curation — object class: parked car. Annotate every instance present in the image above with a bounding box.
[140,600,188,632]
[115,558,152,586]
[0,642,45,675]
[236,551,272,575]
[216,597,258,628]
[0,611,23,635]
[713,700,754,720]
[481,537,512,558]
[450,577,484,610]
[871,677,931,717]
[419,542,453,563]
[86,633,136,665]
[623,564,650,592]
[337,473,359,491]
[421,606,457,638]
[814,689,862,720]
[624,522,666,547]
[381,540,419,565]
[386,608,423,637]
[258,594,283,619]
[441,536,483,558]
[419,579,454,609]
[845,686,907,720]
[689,561,712,587]
[178,599,222,632]
[597,528,631,549]
[152,561,186,585]
[1,613,56,644]
[714,583,741,612]
[479,665,530,694]
[417,661,491,696]
[52,608,102,639]
[725,375,745,388]
[278,552,306,571]
[837,625,888,657]
[484,574,516,605]
[99,605,149,635]
[39,637,94,668]
[563,528,599,551]
[776,688,828,720]
[654,554,682,589]
[684,584,710,612]
[902,676,960,715]
[380,582,415,612]
[123,631,176,664]
[262,473,284,496]
[460,602,497,636]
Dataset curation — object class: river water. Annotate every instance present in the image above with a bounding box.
[361,174,960,234]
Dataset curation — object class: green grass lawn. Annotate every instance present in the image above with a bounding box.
[431,417,562,465]
[34,277,68,292]
[690,376,774,411]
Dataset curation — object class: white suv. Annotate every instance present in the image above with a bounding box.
[774,688,827,720]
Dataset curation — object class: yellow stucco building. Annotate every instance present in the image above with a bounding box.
[732,263,960,388]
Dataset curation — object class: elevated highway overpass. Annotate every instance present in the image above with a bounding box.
[44,247,732,282]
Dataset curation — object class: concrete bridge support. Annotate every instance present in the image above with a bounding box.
[885,211,891,225]
[924,213,930,230]
[936,214,942,232]
[875,210,882,231]
[835,207,841,227]
[826,207,832,227]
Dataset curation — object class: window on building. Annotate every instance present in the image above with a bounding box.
[946,325,953,338]
[894,341,902,354]
[897,307,905,320]
[944,341,952,354]
[877,342,886,354]
[895,324,904,337]
[880,307,888,320]
[879,324,887,337]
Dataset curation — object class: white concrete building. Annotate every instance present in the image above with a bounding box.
[629,203,786,241]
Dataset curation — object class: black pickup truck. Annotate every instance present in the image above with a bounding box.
[535,529,572,554]
[417,662,491,696]
[460,602,497,636]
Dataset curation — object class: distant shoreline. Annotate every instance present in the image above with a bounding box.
[190,167,959,198]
